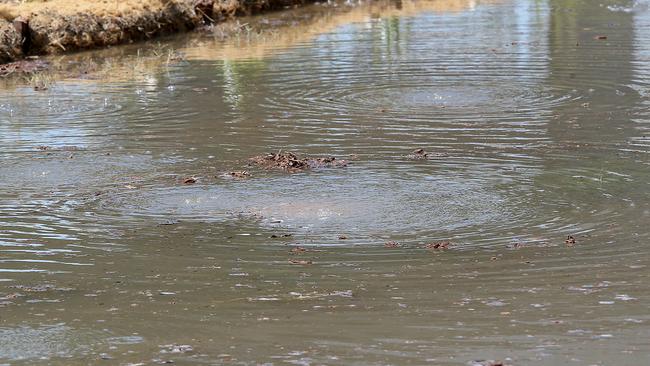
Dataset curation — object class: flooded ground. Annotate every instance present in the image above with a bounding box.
[2,0,650,364]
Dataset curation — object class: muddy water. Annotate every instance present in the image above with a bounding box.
[2,0,650,364]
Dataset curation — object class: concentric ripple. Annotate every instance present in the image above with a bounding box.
[2,0,650,363]
[0,78,201,154]
[91,171,515,240]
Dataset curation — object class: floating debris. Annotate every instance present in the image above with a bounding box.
[182,177,197,184]
[289,290,354,300]
[269,233,292,238]
[505,242,524,249]
[10,284,73,292]
[468,360,508,366]
[384,241,401,248]
[221,170,251,179]
[249,151,347,172]
[159,344,193,354]
[407,148,428,160]
[289,259,312,265]
[35,145,83,151]
[61,146,82,151]
[229,170,250,178]
[425,241,451,250]
[158,219,179,226]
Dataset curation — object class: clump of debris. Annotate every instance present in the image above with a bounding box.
[424,241,451,250]
[222,170,251,179]
[407,148,428,160]
[248,151,348,172]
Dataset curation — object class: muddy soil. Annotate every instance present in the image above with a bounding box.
[0,0,314,63]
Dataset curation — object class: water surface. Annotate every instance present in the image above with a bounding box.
[1,0,650,364]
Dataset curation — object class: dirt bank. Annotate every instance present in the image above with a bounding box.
[0,0,312,63]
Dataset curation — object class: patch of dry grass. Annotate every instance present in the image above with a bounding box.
[0,0,178,20]
[24,70,53,90]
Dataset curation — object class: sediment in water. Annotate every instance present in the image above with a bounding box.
[0,0,311,63]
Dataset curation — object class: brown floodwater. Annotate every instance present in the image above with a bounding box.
[2,0,650,364]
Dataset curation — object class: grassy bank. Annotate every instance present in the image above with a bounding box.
[0,0,310,64]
